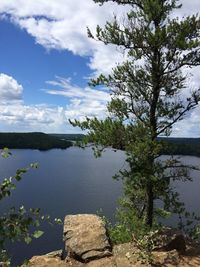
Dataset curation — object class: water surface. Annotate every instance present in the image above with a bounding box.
[0,147,125,265]
[1,149,200,265]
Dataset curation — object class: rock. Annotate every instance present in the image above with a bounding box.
[152,227,186,253]
[153,249,180,266]
[21,255,83,267]
[45,250,63,258]
[113,243,147,267]
[86,257,116,267]
[63,214,112,262]
[22,241,200,267]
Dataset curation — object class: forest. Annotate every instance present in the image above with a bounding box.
[0,132,72,150]
[1,132,200,156]
[160,137,200,157]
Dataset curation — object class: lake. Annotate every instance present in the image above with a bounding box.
[0,147,125,265]
[0,148,200,265]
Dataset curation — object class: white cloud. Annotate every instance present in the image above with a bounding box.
[0,0,127,74]
[0,73,23,102]
[0,101,69,133]
[0,74,109,132]
[64,98,108,122]
[0,0,198,75]
[0,73,67,132]
[88,44,126,76]
[0,1,199,135]
[173,0,200,17]
[45,76,110,120]
[172,106,200,137]
[0,72,199,136]
[0,105,61,132]
[45,76,109,102]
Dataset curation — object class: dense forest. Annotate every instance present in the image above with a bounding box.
[74,135,200,157]
[0,133,200,156]
[159,137,200,157]
[0,132,72,150]
[50,133,85,141]
[52,135,200,157]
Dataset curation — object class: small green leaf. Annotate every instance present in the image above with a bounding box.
[15,175,22,181]
[54,218,62,224]
[34,219,40,227]
[1,148,12,158]
[24,236,32,244]
[33,230,44,239]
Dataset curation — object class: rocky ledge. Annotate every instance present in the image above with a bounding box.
[22,214,200,267]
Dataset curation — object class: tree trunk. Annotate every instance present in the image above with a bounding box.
[146,181,154,227]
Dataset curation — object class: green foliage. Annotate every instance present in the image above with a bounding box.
[108,207,150,244]
[32,230,44,239]
[132,228,164,264]
[0,150,42,262]
[0,206,44,246]
[97,210,132,244]
[109,223,132,244]
[100,206,157,264]
[0,249,10,266]
[71,0,200,230]
[1,148,12,159]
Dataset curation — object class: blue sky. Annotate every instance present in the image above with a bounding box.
[0,0,199,136]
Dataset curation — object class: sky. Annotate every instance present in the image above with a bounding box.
[0,0,199,136]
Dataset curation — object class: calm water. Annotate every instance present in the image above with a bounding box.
[0,148,200,265]
[0,147,125,265]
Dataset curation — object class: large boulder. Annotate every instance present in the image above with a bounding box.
[63,214,112,262]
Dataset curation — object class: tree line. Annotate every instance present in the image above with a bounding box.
[0,132,72,150]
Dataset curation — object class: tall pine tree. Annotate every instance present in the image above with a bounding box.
[71,0,200,227]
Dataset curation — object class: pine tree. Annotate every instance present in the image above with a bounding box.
[71,0,200,227]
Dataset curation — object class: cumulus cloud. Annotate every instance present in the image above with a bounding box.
[0,0,198,75]
[0,73,23,102]
[0,71,199,136]
[0,0,127,74]
[0,74,109,132]
[0,101,69,133]
[0,73,67,132]
[64,98,108,122]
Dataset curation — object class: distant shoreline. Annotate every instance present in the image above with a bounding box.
[1,133,200,156]
[158,137,200,157]
[0,132,74,150]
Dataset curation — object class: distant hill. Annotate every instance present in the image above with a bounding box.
[0,132,72,150]
[1,132,200,156]
[50,135,200,157]
[50,133,85,141]
[159,137,200,157]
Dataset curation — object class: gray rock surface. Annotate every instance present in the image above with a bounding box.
[63,214,112,262]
